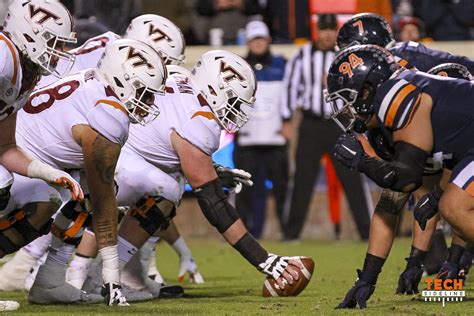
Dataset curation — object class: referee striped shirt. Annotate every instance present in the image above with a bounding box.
[280,43,336,119]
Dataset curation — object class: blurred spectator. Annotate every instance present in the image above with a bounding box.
[233,21,288,238]
[281,14,372,241]
[397,16,428,42]
[260,0,311,43]
[73,17,110,46]
[195,0,263,44]
[421,0,474,40]
[74,0,142,35]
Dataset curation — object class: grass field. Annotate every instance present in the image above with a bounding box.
[1,237,473,315]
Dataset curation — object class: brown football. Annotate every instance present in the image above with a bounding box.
[262,257,315,297]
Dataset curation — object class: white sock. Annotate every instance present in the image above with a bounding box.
[99,245,120,284]
[172,237,191,258]
[67,255,93,289]
[117,236,138,270]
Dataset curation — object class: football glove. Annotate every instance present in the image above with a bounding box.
[333,133,365,170]
[101,282,129,306]
[213,163,253,194]
[258,254,290,280]
[435,262,460,287]
[396,257,423,294]
[337,269,375,309]
[414,185,443,230]
[178,256,205,284]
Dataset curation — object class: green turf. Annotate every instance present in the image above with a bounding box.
[1,237,473,315]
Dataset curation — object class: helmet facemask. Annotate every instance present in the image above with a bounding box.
[214,88,253,133]
[124,80,165,126]
[36,29,76,78]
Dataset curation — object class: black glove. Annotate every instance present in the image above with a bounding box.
[414,185,443,230]
[396,257,423,294]
[333,133,366,170]
[337,269,375,309]
[435,261,460,286]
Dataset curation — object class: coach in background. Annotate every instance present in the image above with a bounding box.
[233,21,288,238]
[281,14,372,241]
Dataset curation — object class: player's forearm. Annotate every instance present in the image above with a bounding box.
[0,146,32,176]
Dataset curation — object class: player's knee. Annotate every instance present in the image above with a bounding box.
[0,208,53,256]
[128,196,176,236]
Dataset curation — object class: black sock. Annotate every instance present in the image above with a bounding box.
[447,244,465,265]
[361,253,385,284]
[407,245,427,267]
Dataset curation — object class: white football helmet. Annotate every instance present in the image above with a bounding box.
[190,50,256,133]
[124,14,185,65]
[2,0,76,78]
[96,39,167,125]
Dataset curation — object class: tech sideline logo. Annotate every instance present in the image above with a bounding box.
[422,278,465,307]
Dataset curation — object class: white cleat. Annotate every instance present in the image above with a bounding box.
[0,300,19,311]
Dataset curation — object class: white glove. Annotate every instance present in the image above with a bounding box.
[101,283,129,306]
[258,253,290,280]
[178,256,205,284]
[213,163,253,194]
[27,160,84,201]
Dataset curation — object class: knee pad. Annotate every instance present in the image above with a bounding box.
[128,196,176,236]
[0,183,12,210]
[193,178,240,233]
[51,196,92,242]
[0,209,52,255]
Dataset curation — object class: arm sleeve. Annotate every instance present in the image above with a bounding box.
[87,98,130,146]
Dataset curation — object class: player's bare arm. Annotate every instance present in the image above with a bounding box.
[171,130,303,288]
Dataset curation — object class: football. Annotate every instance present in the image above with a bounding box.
[262,257,315,297]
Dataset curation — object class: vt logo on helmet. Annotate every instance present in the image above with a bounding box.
[124,14,185,66]
[96,39,168,125]
[325,44,398,132]
[3,0,77,78]
[190,50,257,133]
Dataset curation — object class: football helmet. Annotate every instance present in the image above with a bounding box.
[96,39,167,125]
[325,44,398,132]
[189,50,256,133]
[337,13,395,50]
[427,63,473,81]
[124,14,185,65]
[2,0,76,78]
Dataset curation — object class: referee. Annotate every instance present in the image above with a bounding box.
[281,14,372,241]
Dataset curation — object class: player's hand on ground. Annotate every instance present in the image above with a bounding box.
[333,132,365,170]
[396,257,423,294]
[414,185,443,230]
[213,163,253,194]
[101,283,129,306]
[337,269,375,309]
[435,262,460,285]
[178,256,205,284]
[50,170,84,201]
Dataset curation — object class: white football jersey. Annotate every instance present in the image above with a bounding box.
[38,32,121,88]
[0,32,33,120]
[124,73,221,173]
[16,69,130,170]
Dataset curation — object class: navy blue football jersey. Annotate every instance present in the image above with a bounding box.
[390,41,474,73]
[373,69,474,169]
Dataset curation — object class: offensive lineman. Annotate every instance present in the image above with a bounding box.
[6,39,167,306]
[0,0,82,310]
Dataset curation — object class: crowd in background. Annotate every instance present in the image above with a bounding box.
[1,0,473,45]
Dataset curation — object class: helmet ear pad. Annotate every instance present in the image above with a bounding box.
[353,82,375,115]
